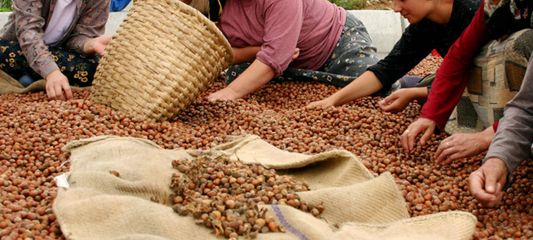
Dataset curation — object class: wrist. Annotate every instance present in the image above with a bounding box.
[227,84,245,99]
[46,70,61,80]
[415,87,429,98]
[485,157,509,176]
[479,127,496,149]
[327,93,343,106]
[82,39,93,54]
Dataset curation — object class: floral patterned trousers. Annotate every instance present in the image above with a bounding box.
[0,39,98,87]
[225,13,380,88]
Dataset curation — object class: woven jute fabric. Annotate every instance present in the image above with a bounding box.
[53,135,477,240]
[90,0,233,121]
[0,70,86,95]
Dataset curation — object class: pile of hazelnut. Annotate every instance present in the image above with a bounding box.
[1,55,531,239]
[169,153,324,239]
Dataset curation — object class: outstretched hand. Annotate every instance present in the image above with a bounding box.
[45,70,73,100]
[379,88,416,112]
[400,118,436,152]
[307,98,335,108]
[434,128,494,164]
[207,87,240,101]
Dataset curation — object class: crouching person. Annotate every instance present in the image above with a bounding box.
[0,0,112,100]
[187,0,379,101]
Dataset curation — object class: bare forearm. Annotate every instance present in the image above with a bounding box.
[227,59,275,98]
[327,71,383,106]
[232,47,261,64]
[411,87,428,98]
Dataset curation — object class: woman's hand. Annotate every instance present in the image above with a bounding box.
[469,158,508,208]
[207,87,240,101]
[45,70,73,100]
[307,97,335,108]
[292,48,300,60]
[379,87,427,112]
[400,117,436,152]
[83,35,112,56]
[434,127,494,164]
[208,59,274,101]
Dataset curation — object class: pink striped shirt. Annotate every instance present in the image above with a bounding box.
[219,0,346,76]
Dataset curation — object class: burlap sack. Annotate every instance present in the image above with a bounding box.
[53,135,476,240]
[0,70,85,95]
[0,70,46,94]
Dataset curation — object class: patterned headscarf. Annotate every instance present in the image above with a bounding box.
[484,0,532,38]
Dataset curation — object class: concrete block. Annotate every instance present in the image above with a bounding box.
[349,10,408,58]
[105,12,128,35]
[0,12,9,27]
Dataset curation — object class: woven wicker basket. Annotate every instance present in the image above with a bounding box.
[91,0,233,121]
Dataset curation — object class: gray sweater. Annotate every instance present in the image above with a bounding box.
[485,55,533,178]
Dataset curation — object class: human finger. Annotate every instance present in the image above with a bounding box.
[381,98,406,112]
[379,95,396,109]
[486,183,504,208]
[441,149,471,165]
[100,35,112,45]
[435,144,460,163]
[46,85,55,99]
[307,101,323,108]
[434,140,449,161]
[469,171,496,205]
[95,45,105,56]
[407,125,425,151]
[63,83,73,100]
[484,167,503,194]
[54,83,65,100]
[419,124,434,146]
[400,128,411,151]
[439,147,466,165]
[292,48,300,59]
[380,101,397,112]
[380,93,397,105]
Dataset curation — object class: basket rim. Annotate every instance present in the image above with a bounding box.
[134,0,234,62]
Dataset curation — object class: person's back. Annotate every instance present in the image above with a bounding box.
[194,0,380,100]
[219,0,346,73]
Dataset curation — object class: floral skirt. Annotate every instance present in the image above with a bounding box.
[0,39,98,87]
